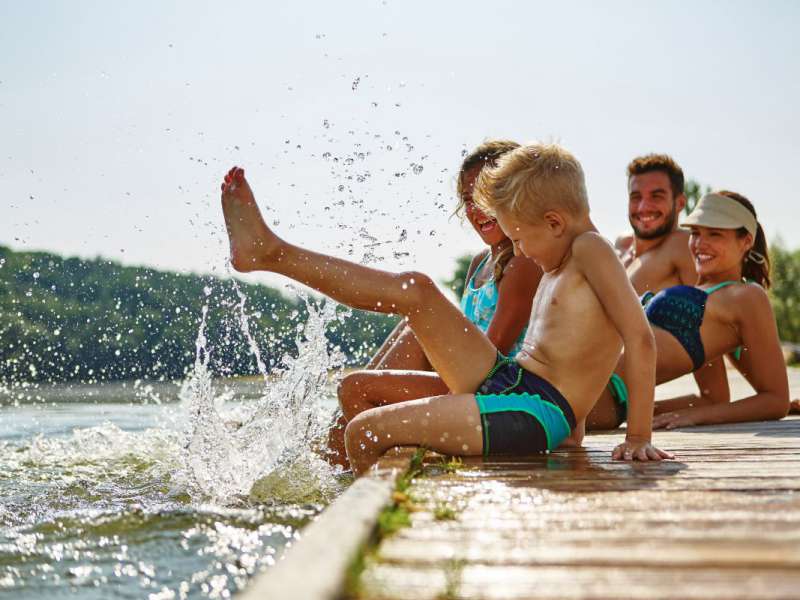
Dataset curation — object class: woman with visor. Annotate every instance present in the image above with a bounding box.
[588,191,789,431]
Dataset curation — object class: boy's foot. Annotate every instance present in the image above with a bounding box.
[220,166,281,272]
[790,399,800,415]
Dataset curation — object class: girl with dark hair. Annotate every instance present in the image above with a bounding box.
[326,141,543,466]
[588,191,789,431]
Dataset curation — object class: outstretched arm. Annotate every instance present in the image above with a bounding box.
[654,359,731,414]
[574,234,672,461]
[485,256,541,355]
[653,288,789,428]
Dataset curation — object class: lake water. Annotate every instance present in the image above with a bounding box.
[0,299,349,599]
[0,380,345,599]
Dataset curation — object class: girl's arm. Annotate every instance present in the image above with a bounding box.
[485,256,541,354]
[654,288,789,428]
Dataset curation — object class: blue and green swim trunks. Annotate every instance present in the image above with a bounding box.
[475,355,577,456]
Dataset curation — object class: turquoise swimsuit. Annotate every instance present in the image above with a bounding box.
[460,253,527,357]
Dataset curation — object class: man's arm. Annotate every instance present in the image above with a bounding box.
[573,233,671,461]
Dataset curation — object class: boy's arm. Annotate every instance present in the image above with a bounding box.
[485,256,541,354]
[573,233,672,461]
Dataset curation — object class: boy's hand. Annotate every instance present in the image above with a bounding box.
[612,439,674,461]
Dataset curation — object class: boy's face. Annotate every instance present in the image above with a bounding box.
[494,208,561,269]
[628,171,685,240]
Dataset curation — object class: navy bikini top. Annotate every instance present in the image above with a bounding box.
[641,281,739,371]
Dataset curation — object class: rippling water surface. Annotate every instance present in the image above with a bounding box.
[0,299,348,598]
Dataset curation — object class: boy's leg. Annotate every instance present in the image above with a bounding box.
[222,167,497,393]
[338,370,449,421]
[344,393,484,476]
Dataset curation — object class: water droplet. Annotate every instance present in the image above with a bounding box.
[401,283,408,290]
[351,77,360,91]
[411,163,423,175]
[203,286,212,296]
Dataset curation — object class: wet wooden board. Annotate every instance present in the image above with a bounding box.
[355,369,800,600]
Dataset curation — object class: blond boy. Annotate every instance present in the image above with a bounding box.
[220,143,672,475]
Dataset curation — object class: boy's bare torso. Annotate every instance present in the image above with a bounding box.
[515,246,622,422]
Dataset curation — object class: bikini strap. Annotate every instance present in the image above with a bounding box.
[467,252,492,289]
[704,280,740,295]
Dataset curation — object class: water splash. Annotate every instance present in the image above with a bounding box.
[178,294,348,505]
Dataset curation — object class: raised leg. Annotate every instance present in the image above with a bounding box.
[344,393,484,476]
[221,167,497,393]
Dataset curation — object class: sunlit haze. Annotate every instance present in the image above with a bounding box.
[2,0,798,292]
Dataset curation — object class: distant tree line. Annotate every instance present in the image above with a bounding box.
[0,245,398,384]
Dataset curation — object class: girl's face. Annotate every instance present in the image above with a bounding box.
[688,226,751,278]
[461,165,508,247]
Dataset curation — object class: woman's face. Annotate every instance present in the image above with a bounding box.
[461,164,508,247]
[688,226,752,278]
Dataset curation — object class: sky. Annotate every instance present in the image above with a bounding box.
[1,0,798,293]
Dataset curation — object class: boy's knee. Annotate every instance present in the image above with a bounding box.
[397,271,437,305]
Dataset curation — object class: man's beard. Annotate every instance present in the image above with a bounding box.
[630,205,678,240]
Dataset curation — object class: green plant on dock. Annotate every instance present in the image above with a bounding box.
[440,455,464,473]
[438,558,466,600]
[343,447,428,597]
[433,502,457,521]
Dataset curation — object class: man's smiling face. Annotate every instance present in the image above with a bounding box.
[628,170,681,240]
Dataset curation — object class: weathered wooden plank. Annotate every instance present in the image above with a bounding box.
[351,372,800,600]
[360,564,800,600]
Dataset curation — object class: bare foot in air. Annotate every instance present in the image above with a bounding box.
[220,166,282,272]
[790,399,800,415]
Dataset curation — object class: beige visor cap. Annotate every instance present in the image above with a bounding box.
[680,193,757,237]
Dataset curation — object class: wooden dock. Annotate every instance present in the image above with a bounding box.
[240,369,800,600]
[354,371,800,600]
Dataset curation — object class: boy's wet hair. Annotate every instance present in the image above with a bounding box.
[627,154,685,197]
[475,143,589,221]
[455,139,521,214]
